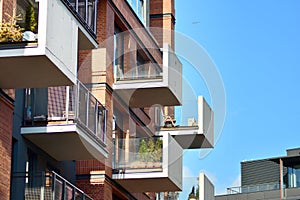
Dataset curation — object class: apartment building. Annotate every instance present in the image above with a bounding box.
[0,0,214,199]
[216,148,300,200]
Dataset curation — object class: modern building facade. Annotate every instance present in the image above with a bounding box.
[0,0,214,199]
[216,148,300,200]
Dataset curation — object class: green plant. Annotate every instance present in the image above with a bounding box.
[138,138,163,164]
[0,13,23,43]
[25,1,37,32]
[147,140,155,162]
[138,139,148,162]
[153,139,162,162]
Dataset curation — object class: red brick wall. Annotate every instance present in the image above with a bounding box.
[0,94,14,200]
[76,2,114,200]
[76,179,112,200]
[150,0,175,49]
[76,0,177,199]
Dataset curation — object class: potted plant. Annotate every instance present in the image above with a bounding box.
[0,13,23,43]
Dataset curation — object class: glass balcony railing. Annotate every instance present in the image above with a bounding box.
[0,0,39,45]
[114,63,163,82]
[113,137,163,172]
[62,0,97,36]
[12,171,92,200]
[24,80,106,144]
[227,182,282,194]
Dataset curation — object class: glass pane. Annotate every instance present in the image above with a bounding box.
[87,0,96,31]
[69,0,77,10]
[114,137,163,171]
[88,95,97,133]
[97,107,106,142]
[78,0,87,21]
[54,179,63,200]
[78,84,87,125]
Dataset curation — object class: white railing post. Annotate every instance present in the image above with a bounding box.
[66,86,70,121]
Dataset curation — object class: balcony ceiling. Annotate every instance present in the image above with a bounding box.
[159,127,214,149]
[114,87,181,108]
[0,55,73,89]
[114,177,181,192]
[21,124,108,161]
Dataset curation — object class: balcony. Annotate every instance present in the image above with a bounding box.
[21,80,108,161]
[159,96,214,149]
[0,0,98,89]
[113,44,182,108]
[112,134,182,192]
[11,171,92,200]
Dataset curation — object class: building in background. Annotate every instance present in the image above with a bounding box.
[0,0,214,199]
[216,147,300,200]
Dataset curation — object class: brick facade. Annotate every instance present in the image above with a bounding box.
[76,0,176,199]
[0,92,14,200]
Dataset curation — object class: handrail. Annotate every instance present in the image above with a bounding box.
[61,0,98,38]
[227,182,282,194]
[12,171,93,200]
[24,80,107,144]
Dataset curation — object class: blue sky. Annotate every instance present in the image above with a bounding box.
[175,0,300,198]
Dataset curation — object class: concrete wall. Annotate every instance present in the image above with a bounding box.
[167,133,183,190]
[199,172,215,200]
[45,0,78,84]
[198,96,214,148]
[163,43,182,105]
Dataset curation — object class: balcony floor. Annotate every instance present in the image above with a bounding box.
[21,123,107,161]
[114,86,181,108]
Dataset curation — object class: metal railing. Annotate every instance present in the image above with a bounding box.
[113,137,163,172]
[62,0,98,37]
[11,171,92,200]
[227,182,282,194]
[24,80,107,144]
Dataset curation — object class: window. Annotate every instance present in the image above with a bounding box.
[288,165,300,188]
[126,0,148,26]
